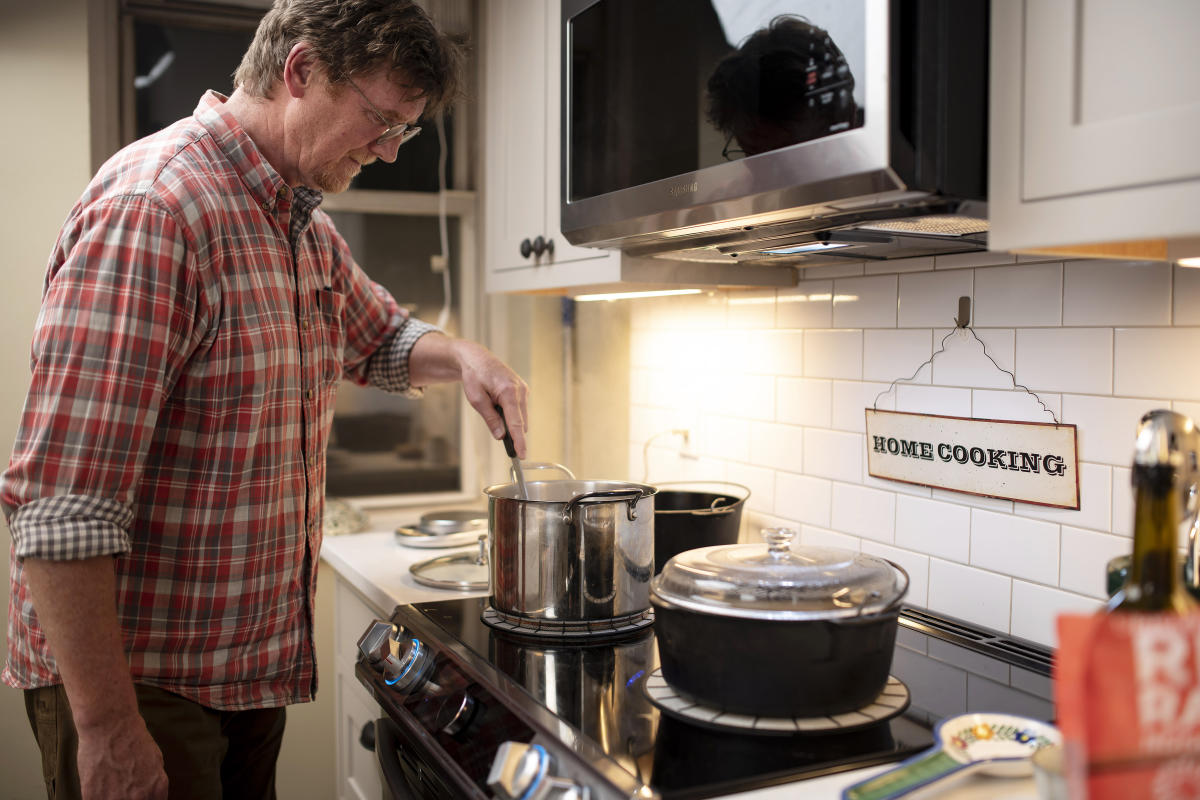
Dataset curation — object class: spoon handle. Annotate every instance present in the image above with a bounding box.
[843,748,967,800]
[494,405,528,499]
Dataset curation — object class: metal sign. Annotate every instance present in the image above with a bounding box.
[865,409,1080,509]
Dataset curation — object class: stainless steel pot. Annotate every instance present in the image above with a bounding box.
[485,472,657,623]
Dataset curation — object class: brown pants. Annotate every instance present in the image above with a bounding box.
[24,683,286,800]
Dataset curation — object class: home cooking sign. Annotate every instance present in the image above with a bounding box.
[865,409,1080,509]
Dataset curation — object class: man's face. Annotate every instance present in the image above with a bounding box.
[295,68,427,194]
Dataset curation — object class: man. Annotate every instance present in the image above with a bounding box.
[1,2,528,798]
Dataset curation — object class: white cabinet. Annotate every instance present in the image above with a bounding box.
[482,0,621,293]
[333,574,386,800]
[989,0,1200,259]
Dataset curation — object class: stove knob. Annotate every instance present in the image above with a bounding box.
[356,621,434,693]
[487,742,589,800]
[435,692,479,736]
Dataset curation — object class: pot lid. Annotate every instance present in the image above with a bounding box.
[409,536,489,591]
[650,528,908,620]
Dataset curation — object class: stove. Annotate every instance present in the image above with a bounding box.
[355,598,1054,800]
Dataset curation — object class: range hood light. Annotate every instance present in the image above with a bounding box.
[759,242,853,256]
[573,288,704,302]
[1179,257,1200,268]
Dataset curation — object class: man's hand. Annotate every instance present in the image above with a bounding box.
[409,333,530,457]
[77,716,168,800]
[23,557,168,800]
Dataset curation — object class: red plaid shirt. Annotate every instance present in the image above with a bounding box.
[1,92,435,709]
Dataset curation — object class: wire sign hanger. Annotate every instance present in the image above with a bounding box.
[864,297,1079,510]
[871,296,1061,426]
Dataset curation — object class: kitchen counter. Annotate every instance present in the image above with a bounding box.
[320,531,1042,800]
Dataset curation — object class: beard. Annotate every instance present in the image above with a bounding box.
[311,155,367,194]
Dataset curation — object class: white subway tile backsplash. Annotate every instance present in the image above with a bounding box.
[934,251,1018,269]
[726,463,775,514]
[726,289,778,329]
[775,472,832,527]
[971,388,1062,425]
[931,488,1013,513]
[928,559,1012,634]
[833,381,895,432]
[864,329,932,383]
[931,328,1016,390]
[1064,261,1170,326]
[800,524,861,550]
[895,385,973,417]
[1060,526,1132,599]
[1015,328,1113,395]
[804,429,864,483]
[895,495,971,563]
[802,262,866,279]
[699,415,750,462]
[622,256,1200,641]
[1111,466,1133,537]
[865,256,935,275]
[833,275,898,328]
[970,509,1060,586]
[1174,265,1200,325]
[1010,581,1102,648]
[974,263,1062,327]
[778,378,832,427]
[804,329,863,379]
[749,421,804,474]
[1115,328,1200,400]
[861,541,930,607]
[831,483,896,543]
[778,280,832,329]
[1062,394,1167,465]
[898,270,975,328]
[1015,462,1111,533]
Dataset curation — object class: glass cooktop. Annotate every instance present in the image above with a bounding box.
[399,597,1055,798]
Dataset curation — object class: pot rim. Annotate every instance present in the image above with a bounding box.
[649,558,910,621]
[484,479,658,503]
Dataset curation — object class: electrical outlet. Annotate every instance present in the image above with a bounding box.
[430,254,448,273]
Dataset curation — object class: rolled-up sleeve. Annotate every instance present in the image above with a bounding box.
[0,194,200,561]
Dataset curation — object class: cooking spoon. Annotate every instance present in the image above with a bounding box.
[841,712,1061,800]
[494,405,527,499]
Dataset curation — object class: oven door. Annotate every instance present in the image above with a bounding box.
[374,717,464,800]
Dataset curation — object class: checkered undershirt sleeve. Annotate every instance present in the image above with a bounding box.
[10,494,134,561]
[365,317,441,397]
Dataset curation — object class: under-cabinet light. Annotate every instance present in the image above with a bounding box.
[1179,257,1200,268]
[760,242,853,255]
[573,289,703,302]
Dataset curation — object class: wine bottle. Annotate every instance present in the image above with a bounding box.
[1108,410,1199,613]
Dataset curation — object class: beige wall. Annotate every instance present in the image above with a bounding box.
[0,0,92,794]
[0,3,335,796]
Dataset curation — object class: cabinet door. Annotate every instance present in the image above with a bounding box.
[484,0,619,290]
[1021,0,1200,201]
[485,0,549,271]
[333,577,385,800]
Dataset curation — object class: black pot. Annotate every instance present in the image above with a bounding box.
[652,483,748,574]
[651,597,901,717]
[649,530,908,718]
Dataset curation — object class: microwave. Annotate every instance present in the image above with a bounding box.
[560,0,990,269]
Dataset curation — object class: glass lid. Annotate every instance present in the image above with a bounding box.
[650,528,908,620]
[409,536,489,591]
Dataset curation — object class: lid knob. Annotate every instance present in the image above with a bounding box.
[761,527,797,558]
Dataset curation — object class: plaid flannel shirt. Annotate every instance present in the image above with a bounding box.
[1,91,437,709]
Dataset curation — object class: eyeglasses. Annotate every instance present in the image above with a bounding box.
[344,76,422,146]
[721,133,745,161]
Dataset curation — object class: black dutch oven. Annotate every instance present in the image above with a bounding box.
[652,481,749,574]
[650,527,909,718]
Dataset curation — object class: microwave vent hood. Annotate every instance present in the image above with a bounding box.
[560,0,991,272]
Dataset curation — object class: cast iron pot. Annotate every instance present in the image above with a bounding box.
[486,471,657,623]
[650,530,909,718]
[652,482,749,574]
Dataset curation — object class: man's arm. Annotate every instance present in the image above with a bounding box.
[23,556,168,800]
[408,332,530,458]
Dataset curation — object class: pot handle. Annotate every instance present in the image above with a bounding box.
[516,462,577,481]
[563,488,648,523]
